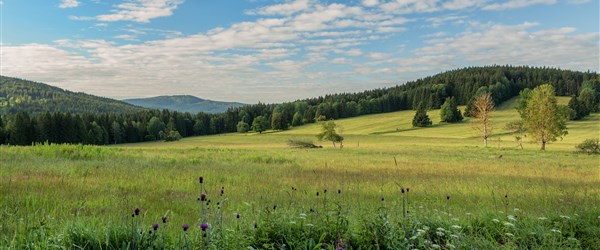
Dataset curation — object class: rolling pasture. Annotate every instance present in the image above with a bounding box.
[1,97,599,249]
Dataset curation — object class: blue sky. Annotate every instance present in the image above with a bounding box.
[1,0,598,103]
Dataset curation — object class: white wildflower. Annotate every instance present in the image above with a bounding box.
[559,215,570,219]
[423,226,430,231]
[451,225,462,230]
[447,243,456,249]
[513,208,520,212]
[432,244,440,249]
[436,227,445,232]
[450,234,459,239]
[424,240,431,245]
[298,213,307,217]
[507,215,517,221]
[505,233,514,237]
[436,231,445,236]
[503,222,515,227]
[550,229,561,234]
[492,219,500,223]
[305,223,314,227]
[417,229,426,234]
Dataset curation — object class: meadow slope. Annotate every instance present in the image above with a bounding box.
[1,97,599,249]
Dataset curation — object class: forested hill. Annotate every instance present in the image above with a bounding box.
[123,95,245,114]
[0,66,597,146]
[0,76,147,115]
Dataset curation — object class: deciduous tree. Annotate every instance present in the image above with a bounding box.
[523,84,568,150]
[473,93,494,147]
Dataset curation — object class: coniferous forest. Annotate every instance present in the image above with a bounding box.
[0,65,598,146]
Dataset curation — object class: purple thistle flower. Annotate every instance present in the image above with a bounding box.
[152,223,159,231]
[338,189,341,194]
[407,188,410,193]
[201,193,207,201]
[273,204,277,210]
[182,224,189,231]
[199,176,204,184]
[401,187,405,193]
[447,195,450,200]
[201,223,209,231]
[236,212,240,219]
[324,189,327,193]
[316,192,319,197]
[134,208,140,216]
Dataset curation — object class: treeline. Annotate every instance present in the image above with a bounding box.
[0,76,147,114]
[0,66,598,146]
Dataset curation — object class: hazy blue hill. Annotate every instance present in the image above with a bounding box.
[0,76,147,114]
[123,95,245,114]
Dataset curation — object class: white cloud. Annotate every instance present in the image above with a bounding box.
[367,52,391,60]
[96,0,184,23]
[566,0,590,3]
[426,15,466,27]
[59,0,79,8]
[416,22,598,70]
[246,0,311,16]
[114,34,138,41]
[362,0,379,7]
[483,0,557,10]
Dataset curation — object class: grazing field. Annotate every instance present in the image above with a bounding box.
[1,97,599,249]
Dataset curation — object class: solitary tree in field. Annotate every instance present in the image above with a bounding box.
[523,84,568,150]
[472,93,494,147]
[317,120,344,148]
[412,102,432,127]
[251,116,269,134]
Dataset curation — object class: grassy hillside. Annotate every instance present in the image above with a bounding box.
[123,95,245,114]
[2,97,599,248]
[0,76,147,114]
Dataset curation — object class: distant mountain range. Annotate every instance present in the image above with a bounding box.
[123,95,245,114]
[0,76,147,115]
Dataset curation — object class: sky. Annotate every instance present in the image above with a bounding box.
[0,0,598,103]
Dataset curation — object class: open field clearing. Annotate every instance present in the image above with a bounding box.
[1,98,599,249]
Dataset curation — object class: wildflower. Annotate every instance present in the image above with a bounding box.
[134,208,140,216]
[316,191,319,196]
[450,234,459,239]
[299,213,307,218]
[152,223,159,231]
[446,195,450,200]
[199,176,204,184]
[550,229,561,234]
[201,193,207,201]
[201,223,209,231]
[505,233,514,237]
[514,208,520,212]
[162,216,168,223]
[220,187,224,196]
[492,219,500,223]
[401,187,405,193]
[236,212,240,219]
[447,243,455,249]
[416,229,426,234]
[273,204,277,210]
[305,223,314,227]
[436,227,445,231]
[338,189,341,194]
[436,231,445,236]
[324,189,327,193]
[559,215,570,219]
[507,215,517,221]
[406,188,410,193]
[432,244,440,249]
[503,222,515,227]
[182,224,189,231]
[451,225,462,230]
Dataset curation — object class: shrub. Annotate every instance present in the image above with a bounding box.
[576,138,600,154]
[164,130,182,142]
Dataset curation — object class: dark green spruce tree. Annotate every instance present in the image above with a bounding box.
[440,97,464,123]
[412,102,432,127]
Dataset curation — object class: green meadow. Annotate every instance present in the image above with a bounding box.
[1,97,599,249]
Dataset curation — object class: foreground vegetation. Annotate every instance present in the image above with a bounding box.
[1,99,599,249]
